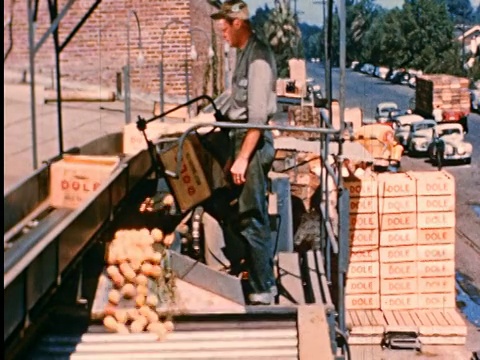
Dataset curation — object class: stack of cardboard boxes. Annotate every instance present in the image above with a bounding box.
[344,170,457,312]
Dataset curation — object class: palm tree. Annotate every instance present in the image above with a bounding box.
[263,0,304,77]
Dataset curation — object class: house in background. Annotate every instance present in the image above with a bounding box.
[455,24,480,69]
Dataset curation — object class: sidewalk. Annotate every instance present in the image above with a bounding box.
[4,77,154,193]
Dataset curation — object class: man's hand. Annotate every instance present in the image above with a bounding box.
[230,156,249,185]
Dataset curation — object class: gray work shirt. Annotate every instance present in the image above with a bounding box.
[226,34,277,128]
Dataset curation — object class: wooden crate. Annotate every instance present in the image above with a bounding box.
[378,196,416,214]
[417,227,455,245]
[379,245,417,263]
[346,310,386,344]
[377,172,416,198]
[417,211,455,229]
[383,309,467,345]
[417,195,455,213]
[418,292,456,309]
[350,229,379,247]
[380,229,417,247]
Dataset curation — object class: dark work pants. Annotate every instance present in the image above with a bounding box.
[232,129,276,294]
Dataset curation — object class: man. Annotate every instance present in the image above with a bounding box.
[210,0,277,305]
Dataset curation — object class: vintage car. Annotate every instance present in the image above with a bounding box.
[391,114,425,147]
[375,101,399,123]
[406,119,437,156]
[428,123,473,166]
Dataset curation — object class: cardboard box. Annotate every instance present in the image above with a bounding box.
[347,261,379,278]
[418,293,456,309]
[344,175,377,198]
[350,247,379,263]
[378,196,416,214]
[417,211,455,229]
[346,294,380,310]
[350,196,378,214]
[408,170,455,196]
[346,277,380,295]
[417,244,455,262]
[379,212,417,231]
[380,261,417,279]
[159,135,215,213]
[377,172,416,198]
[417,227,455,245]
[49,154,121,209]
[380,229,417,247]
[350,229,379,247]
[418,276,455,294]
[380,245,417,263]
[381,294,418,310]
[417,260,455,278]
[381,278,417,295]
[417,195,455,212]
[350,212,379,230]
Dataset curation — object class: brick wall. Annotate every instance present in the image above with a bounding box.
[3,0,228,105]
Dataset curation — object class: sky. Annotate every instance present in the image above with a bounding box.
[245,0,480,26]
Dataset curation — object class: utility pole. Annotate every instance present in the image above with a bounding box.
[313,0,327,90]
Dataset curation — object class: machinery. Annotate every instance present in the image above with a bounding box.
[4,96,352,360]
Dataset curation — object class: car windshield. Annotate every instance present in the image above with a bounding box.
[439,128,461,136]
[414,122,435,131]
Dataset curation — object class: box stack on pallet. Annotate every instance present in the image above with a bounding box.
[344,170,467,345]
[344,175,380,311]
[377,172,418,311]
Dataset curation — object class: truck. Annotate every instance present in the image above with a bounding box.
[413,74,471,132]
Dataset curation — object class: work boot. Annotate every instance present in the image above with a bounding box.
[249,292,273,305]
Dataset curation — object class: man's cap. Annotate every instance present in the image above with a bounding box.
[210,0,250,21]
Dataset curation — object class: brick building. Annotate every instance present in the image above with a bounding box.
[3,0,231,109]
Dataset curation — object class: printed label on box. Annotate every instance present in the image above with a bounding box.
[380,246,417,263]
[380,229,417,247]
[417,260,455,278]
[347,261,380,278]
[418,293,456,309]
[350,229,379,247]
[409,170,455,196]
[418,276,455,294]
[417,195,455,213]
[350,213,379,230]
[417,244,455,261]
[346,294,380,310]
[379,196,416,214]
[381,278,417,295]
[380,262,417,279]
[377,173,416,197]
[350,247,379,263]
[350,196,378,214]
[417,228,455,245]
[346,277,380,295]
[381,294,418,310]
[379,212,416,231]
[417,211,455,229]
[344,176,377,198]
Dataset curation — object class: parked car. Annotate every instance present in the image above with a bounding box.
[406,119,437,157]
[375,102,399,123]
[392,114,425,147]
[427,123,473,166]
[470,80,480,112]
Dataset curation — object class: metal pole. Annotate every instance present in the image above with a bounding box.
[27,0,38,169]
[125,10,131,124]
[160,30,165,117]
[185,38,190,116]
[51,0,64,154]
[338,0,347,338]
